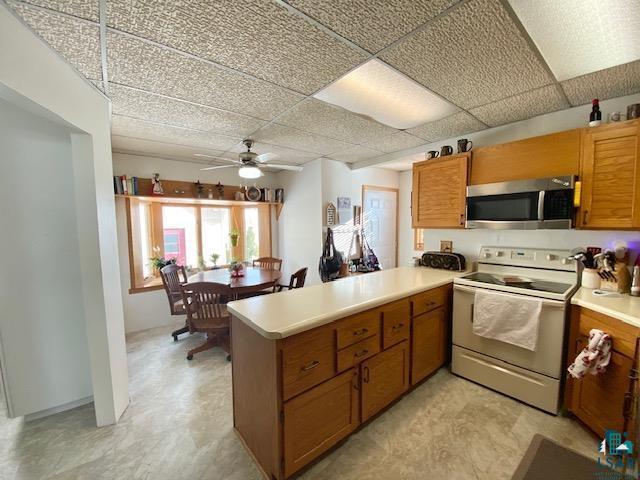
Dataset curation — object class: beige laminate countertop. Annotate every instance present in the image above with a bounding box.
[571,287,640,329]
[227,266,468,339]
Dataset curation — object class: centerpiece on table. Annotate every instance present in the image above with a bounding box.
[228,260,244,278]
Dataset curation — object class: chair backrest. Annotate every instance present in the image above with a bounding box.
[288,267,308,289]
[160,263,188,314]
[252,256,283,271]
[181,282,230,329]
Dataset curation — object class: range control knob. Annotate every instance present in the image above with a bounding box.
[546,254,557,261]
[482,251,491,259]
[561,257,572,265]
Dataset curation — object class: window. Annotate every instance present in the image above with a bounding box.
[124,198,272,293]
[243,207,259,261]
[202,207,231,267]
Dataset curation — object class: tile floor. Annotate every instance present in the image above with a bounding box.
[0,323,598,480]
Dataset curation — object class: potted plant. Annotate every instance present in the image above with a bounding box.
[228,259,244,277]
[210,252,220,269]
[197,256,206,271]
[230,228,240,247]
[150,246,177,274]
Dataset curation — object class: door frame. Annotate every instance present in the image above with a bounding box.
[361,184,399,268]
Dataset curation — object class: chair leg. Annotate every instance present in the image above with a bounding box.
[171,324,189,342]
[186,333,217,360]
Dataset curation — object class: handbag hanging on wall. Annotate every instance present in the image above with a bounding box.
[361,230,381,271]
[318,228,344,282]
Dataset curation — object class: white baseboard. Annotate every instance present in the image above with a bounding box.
[24,395,93,422]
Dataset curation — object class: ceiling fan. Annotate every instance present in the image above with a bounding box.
[198,139,303,179]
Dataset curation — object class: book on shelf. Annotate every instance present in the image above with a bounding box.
[113,175,139,195]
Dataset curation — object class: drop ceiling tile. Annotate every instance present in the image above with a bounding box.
[109,84,267,138]
[112,135,227,165]
[408,112,486,142]
[285,0,457,53]
[508,0,640,81]
[561,61,640,107]
[275,98,399,145]
[107,32,304,121]
[470,85,569,127]
[8,2,102,80]
[20,0,99,21]
[327,145,384,163]
[364,131,426,153]
[106,0,366,94]
[380,0,552,109]
[251,124,354,156]
[111,115,241,152]
[228,142,318,166]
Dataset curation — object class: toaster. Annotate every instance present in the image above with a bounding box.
[420,251,466,271]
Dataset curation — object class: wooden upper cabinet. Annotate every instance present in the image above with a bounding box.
[412,153,469,229]
[470,129,581,185]
[578,120,640,229]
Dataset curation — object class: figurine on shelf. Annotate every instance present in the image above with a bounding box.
[151,173,164,195]
[195,180,204,198]
[216,182,224,200]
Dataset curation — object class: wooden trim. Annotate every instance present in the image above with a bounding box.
[361,184,399,267]
[115,194,282,208]
[128,284,164,295]
[195,206,203,266]
[413,228,424,251]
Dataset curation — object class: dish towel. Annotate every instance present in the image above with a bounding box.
[567,329,612,379]
[472,289,542,351]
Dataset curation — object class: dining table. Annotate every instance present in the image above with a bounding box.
[187,266,282,299]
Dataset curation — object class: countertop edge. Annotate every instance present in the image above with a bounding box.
[228,277,456,339]
[570,295,640,329]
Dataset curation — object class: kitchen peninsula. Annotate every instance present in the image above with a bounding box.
[227,267,468,479]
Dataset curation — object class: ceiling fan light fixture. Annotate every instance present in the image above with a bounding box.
[238,165,262,179]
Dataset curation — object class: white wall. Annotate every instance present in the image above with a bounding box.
[0,4,128,426]
[0,99,93,418]
[397,93,640,269]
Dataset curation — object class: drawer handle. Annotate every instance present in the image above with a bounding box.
[301,360,320,372]
[363,366,370,383]
[426,301,437,307]
[354,349,369,358]
[391,323,405,332]
[353,328,369,336]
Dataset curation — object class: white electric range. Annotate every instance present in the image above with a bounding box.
[451,246,579,414]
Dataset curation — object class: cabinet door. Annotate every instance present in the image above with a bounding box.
[412,154,469,229]
[579,121,640,229]
[411,306,447,385]
[283,369,359,477]
[361,340,410,422]
[381,299,411,350]
[569,335,634,437]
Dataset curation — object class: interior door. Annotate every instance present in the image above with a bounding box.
[362,186,398,269]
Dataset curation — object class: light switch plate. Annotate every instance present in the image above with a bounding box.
[440,240,453,253]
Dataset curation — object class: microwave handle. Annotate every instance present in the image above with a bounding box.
[537,190,545,221]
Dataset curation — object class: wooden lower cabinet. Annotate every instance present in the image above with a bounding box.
[232,286,452,479]
[283,369,359,477]
[566,305,639,439]
[411,306,447,385]
[361,340,410,421]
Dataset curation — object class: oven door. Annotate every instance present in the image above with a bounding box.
[452,284,567,378]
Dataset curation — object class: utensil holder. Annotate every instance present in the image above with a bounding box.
[581,268,601,289]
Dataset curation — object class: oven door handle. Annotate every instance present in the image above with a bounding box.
[537,190,545,221]
[454,284,565,308]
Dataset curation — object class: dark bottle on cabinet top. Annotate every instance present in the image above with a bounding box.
[589,98,602,123]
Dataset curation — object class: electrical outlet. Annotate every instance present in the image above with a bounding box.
[440,240,453,253]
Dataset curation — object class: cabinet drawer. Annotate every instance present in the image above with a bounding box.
[381,300,410,349]
[577,308,639,359]
[412,287,445,317]
[282,326,336,400]
[337,335,380,373]
[336,310,380,350]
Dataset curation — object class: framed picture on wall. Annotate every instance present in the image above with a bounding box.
[337,197,351,224]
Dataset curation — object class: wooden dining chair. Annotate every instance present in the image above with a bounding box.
[181,282,232,361]
[252,256,283,271]
[276,267,308,292]
[160,263,189,341]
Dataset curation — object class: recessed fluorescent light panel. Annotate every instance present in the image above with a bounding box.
[313,59,458,129]
[508,0,640,81]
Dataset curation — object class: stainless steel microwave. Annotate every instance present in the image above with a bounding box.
[466,176,575,230]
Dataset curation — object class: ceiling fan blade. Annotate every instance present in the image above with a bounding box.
[194,153,240,163]
[267,163,303,171]
[200,165,237,171]
[255,152,279,163]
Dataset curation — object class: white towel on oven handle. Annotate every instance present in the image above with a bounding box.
[472,289,542,351]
